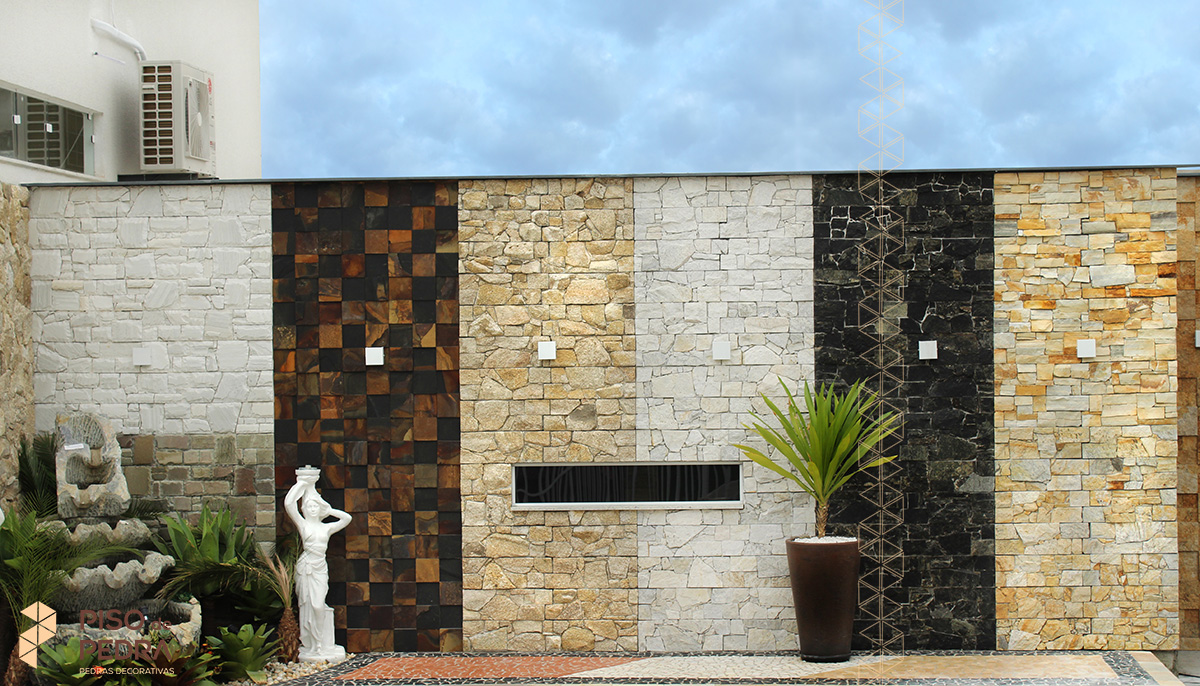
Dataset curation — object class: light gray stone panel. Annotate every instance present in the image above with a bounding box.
[634,175,814,650]
[30,184,273,435]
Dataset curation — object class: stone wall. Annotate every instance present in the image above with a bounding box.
[1178,174,1198,650]
[28,184,274,529]
[814,172,996,649]
[0,183,32,508]
[459,178,638,651]
[994,168,1178,650]
[118,432,274,536]
[632,175,813,650]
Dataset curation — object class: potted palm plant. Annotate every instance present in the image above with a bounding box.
[733,379,898,662]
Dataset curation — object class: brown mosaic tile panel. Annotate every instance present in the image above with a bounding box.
[273,180,462,652]
[1179,175,1198,650]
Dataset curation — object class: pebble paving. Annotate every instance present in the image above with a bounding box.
[267,650,1184,686]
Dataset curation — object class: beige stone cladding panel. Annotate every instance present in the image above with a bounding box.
[1178,175,1198,649]
[994,168,1178,650]
[0,183,33,508]
[459,178,638,651]
[28,184,274,436]
[633,176,814,651]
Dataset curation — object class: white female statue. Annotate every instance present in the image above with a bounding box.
[284,466,352,662]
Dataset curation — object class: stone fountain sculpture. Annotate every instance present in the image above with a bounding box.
[44,413,201,650]
[284,466,351,662]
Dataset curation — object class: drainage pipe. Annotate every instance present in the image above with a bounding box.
[90,18,147,61]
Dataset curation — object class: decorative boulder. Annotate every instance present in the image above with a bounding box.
[56,413,130,519]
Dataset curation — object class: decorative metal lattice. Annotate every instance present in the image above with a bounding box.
[856,0,906,663]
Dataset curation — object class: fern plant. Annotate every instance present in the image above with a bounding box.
[17,433,59,519]
[733,379,900,537]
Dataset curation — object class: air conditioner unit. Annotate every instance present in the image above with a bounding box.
[139,61,215,176]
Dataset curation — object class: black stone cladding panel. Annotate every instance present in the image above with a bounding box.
[813,172,995,650]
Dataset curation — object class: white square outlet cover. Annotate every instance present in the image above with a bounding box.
[1076,339,1096,358]
[538,341,557,360]
[365,347,385,366]
[918,340,937,360]
[132,346,152,366]
[712,339,731,360]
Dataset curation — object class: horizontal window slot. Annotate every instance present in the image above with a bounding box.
[513,462,742,510]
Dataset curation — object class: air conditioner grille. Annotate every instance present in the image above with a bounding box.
[141,63,174,166]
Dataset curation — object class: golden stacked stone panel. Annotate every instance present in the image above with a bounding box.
[458,178,638,650]
[994,168,1178,649]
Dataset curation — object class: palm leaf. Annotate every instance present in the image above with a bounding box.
[733,378,900,537]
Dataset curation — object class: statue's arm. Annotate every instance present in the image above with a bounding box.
[283,481,307,525]
[327,507,352,534]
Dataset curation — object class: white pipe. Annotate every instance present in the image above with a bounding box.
[90,18,146,61]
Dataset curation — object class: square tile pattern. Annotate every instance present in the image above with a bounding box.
[272,181,462,652]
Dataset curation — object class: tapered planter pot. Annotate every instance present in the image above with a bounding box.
[786,537,860,662]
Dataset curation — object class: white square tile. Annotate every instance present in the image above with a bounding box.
[1076,339,1096,358]
[365,347,385,366]
[918,340,937,360]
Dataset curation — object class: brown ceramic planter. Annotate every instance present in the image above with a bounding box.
[786,537,860,662]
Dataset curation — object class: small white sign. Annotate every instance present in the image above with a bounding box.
[537,341,557,360]
[365,347,385,366]
[1194,330,1200,348]
[1076,339,1096,358]
[712,338,731,361]
[132,346,152,366]
[918,340,937,360]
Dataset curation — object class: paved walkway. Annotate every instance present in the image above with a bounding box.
[274,650,1185,685]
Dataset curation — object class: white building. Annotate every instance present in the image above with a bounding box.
[0,0,260,184]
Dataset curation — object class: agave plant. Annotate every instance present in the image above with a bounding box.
[34,636,114,686]
[206,624,277,685]
[733,379,900,537]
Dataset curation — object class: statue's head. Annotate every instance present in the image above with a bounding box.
[302,495,331,520]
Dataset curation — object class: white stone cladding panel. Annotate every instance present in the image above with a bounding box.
[29,184,273,435]
[634,175,814,651]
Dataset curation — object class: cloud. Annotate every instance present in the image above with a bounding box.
[260,0,1200,178]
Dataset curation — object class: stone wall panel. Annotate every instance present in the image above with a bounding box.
[994,168,1178,650]
[814,171,996,650]
[29,184,274,530]
[0,183,32,507]
[634,175,814,651]
[1176,174,1197,650]
[460,178,638,651]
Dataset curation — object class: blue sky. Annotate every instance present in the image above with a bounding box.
[259,0,1200,178]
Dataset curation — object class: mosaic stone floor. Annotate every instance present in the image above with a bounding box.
[273,650,1183,685]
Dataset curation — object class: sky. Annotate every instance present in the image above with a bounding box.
[259,0,1200,179]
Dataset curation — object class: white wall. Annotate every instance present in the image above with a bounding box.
[0,0,260,183]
